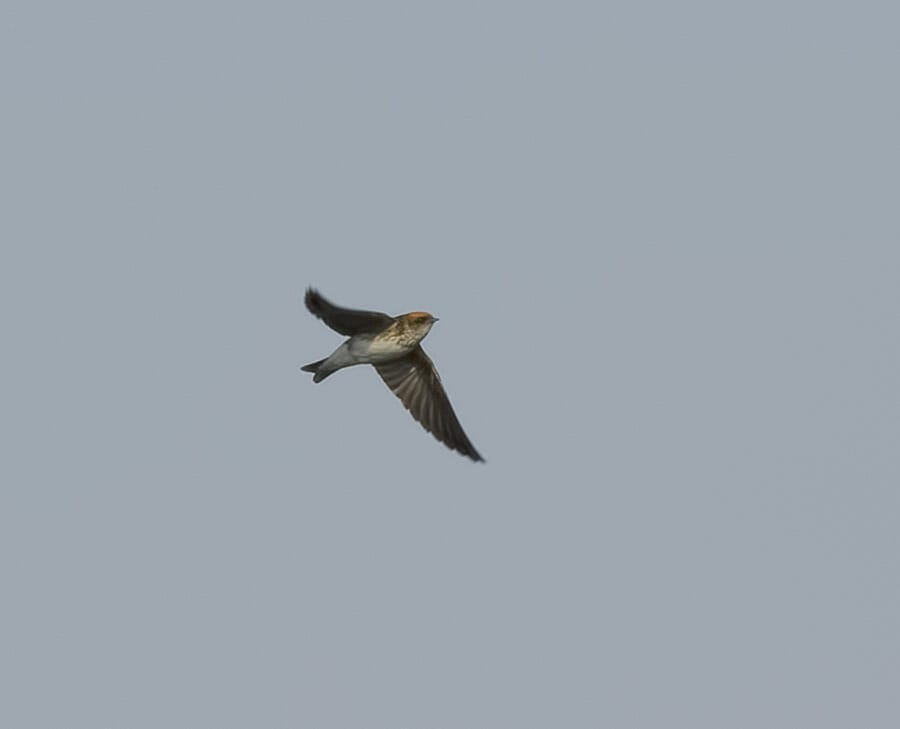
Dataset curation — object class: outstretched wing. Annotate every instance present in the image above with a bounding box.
[305,288,394,336]
[375,346,484,462]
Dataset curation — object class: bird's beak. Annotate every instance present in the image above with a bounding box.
[433,317,440,323]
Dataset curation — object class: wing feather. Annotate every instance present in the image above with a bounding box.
[375,347,484,462]
[305,288,394,336]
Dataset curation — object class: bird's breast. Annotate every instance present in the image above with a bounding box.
[349,333,416,363]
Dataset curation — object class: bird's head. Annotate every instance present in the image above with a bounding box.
[399,311,438,340]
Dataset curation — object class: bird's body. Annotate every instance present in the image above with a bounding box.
[301,288,483,462]
[310,314,432,380]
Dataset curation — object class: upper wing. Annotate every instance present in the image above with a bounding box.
[375,346,484,462]
[305,288,394,336]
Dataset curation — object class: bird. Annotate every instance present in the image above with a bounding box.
[300,288,484,462]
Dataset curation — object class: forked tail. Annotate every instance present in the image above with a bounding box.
[300,358,334,383]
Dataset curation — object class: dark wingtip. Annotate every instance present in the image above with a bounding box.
[304,287,323,315]
[456,440,485,463]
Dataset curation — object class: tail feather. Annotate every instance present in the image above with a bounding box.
[300,358,334,383]
[300,358,325,373]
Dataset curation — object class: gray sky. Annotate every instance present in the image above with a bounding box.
[2,1,898,727]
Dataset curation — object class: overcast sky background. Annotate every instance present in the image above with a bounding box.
[2,1,898,727]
